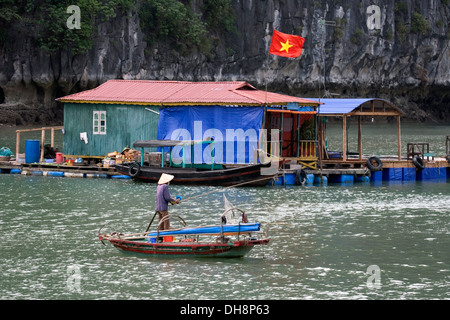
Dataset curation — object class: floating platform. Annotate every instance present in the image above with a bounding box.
[1,158,449,186]
[273,157,450,186]
[0,161,131,179]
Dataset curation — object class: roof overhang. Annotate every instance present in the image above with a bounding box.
[316,98,403,117]
[56,80,322,107]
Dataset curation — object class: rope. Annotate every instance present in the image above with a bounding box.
[180,175,280,203]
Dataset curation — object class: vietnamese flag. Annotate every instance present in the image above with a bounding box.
[269,30,305,58]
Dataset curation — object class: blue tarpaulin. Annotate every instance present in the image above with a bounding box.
[316,98,392,115]
[157,106,264,164]
[0,147,13,157]
[383,167,403,181]
[148,223,261,237]
[403,168,416,181]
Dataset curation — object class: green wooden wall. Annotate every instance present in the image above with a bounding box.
[63,103,159,156]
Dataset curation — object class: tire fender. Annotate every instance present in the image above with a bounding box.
[295,169,307,185]
[367,157,383,172]
[129,162,141,178]
[412,155,425,171]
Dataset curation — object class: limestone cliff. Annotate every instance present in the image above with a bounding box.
[0,0,449,125]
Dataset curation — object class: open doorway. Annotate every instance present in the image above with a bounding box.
[264,110,316,158]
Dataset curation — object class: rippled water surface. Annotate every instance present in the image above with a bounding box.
[0,175,448,300]
[0,123,449,300]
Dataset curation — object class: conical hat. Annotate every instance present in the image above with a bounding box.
[158,173,174,184]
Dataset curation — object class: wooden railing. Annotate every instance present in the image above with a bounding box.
[406,142,434,161]
[16,126,64,162]
[298,140,318,159]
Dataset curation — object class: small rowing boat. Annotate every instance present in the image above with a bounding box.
[98,205,269,258]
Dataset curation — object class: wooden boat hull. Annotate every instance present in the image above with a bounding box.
[115,162,275,186]
[100,237,270,258]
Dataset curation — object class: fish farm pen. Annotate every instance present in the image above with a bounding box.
[1,82,449,187]
[1,155,449,186]
[1,129,450,186]
[275,156,450,186]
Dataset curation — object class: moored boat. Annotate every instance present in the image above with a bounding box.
[99,233,269,258]
[99,206,269,258]
[115,161,275,186]
[115,140,279,186]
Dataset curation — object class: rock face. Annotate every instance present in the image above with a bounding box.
[0,0,449,125]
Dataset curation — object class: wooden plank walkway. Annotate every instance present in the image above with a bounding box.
[0,161,123,176]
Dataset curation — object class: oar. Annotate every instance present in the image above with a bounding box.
[145,176,277,231]
[145,196,181,232]
[145,211,158,232]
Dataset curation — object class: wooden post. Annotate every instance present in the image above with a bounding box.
[40,129,45,162]
[280,112,284,158]
[358,116,362,160]
[318,117,323,170]
[342,116,347,161]
[446,136,450,156]
[321,118,328,159]
[296,114,300,158]
[397,115,402,160]
[314,112,318,160]
[51,128,55,147]
[16,131,20,160]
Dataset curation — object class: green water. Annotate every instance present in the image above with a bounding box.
[0,123,449,300]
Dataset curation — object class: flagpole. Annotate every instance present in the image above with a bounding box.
[265,50,269,105]
[316,18,338,177]
[268,29,305,160]
[318,18,336,100]
[263,38,271,162]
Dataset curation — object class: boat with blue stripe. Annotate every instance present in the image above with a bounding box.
[99,212,269,258]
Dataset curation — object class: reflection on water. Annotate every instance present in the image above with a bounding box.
[0,175,448,300]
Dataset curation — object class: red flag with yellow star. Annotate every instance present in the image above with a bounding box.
[269,30,305,58]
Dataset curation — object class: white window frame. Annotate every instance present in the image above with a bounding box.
[93,111,107,135]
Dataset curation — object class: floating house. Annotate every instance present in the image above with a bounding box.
[57,80,321,167]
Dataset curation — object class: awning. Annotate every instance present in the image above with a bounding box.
[316,98,403,116]
[267,109,316,115]
[133,140,212,149]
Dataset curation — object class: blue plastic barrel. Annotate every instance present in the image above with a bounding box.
[25,140,40,163]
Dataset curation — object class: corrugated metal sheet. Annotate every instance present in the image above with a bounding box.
[63,103,159,156]
[57,80,321,106]
[235,89,320,106]
[317,98,402,115]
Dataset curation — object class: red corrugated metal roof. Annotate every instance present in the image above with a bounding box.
[57,80,321,106]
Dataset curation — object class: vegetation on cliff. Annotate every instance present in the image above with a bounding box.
[0,0,449,124]
[0,0,235,55]
[1,0,131,53]
[139,0,235,54]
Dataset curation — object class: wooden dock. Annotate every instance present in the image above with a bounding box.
[0,160,129,178]
[1,156,449,185]
[276,155,449,186]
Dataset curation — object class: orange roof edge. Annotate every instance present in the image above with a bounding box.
[56,79,322,106]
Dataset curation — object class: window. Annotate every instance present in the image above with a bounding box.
[93,111,106,135]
